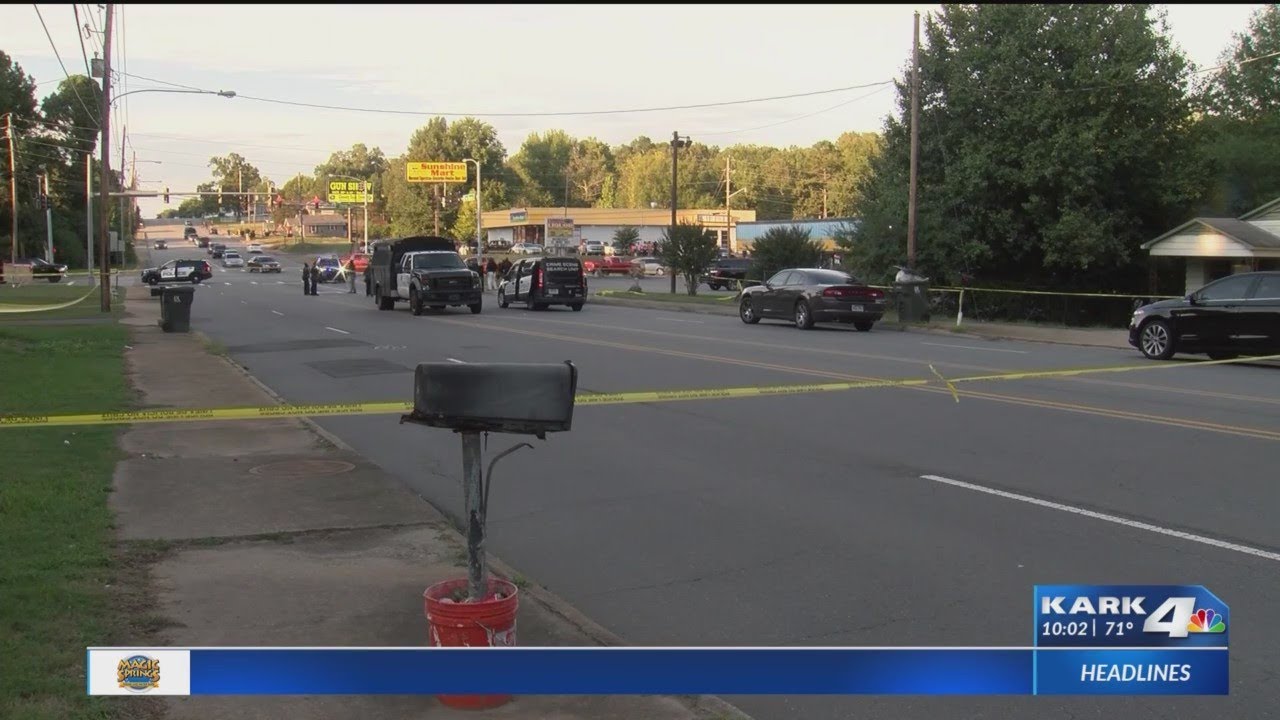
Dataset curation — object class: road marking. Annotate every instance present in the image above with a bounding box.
[921,342,1028,354]
[250,281,258,285]
[240,300,247,305]
[443,319,1280,442]
[224,282,232,286]
[271,310,283,316]
[325,326,350,335]
[446,357,466,364]
[657,317,704,324]
[920,474,1280,563]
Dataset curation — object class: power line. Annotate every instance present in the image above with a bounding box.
[32,3,99,126]
[696,85,893,137]
[118,71,203,92]
[71,4,93,79]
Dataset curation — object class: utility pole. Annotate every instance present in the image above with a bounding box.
[40,173,53,263]
[120,126,127,253]
[98,3,114,311]
[724,156,732,252]
[5,113,16,264]
[237,167,243,222]
[85,151,93,282]
[669,130,680,294]
[907,10,921,269]
[433,183,440,235]
[821,169,829,219]
[346,206,352,246]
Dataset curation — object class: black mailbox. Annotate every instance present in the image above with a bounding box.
[404,361,577,437]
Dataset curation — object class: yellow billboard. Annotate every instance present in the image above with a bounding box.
[327,179,371,204]
[407,162,468,183]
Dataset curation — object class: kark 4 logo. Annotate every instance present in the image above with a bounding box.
[1039,596,1224,638]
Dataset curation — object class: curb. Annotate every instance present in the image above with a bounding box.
[590,294,740,317]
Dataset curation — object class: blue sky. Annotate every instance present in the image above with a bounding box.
[0,4,1264,217]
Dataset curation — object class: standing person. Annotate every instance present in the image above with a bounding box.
[498,257,512,278]
[310,264,320,296]
[364,264,373,296]
[485,258,498,291]
[302,262,311,296]
[346,259,357,293]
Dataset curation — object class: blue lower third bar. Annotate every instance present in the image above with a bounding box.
[1035,649,1228,695]
[192,648,1029,695]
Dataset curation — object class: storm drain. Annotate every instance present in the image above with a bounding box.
[305,358,412,378]
[248,459,356,478]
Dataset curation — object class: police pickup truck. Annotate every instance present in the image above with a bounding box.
[369,236,483,315]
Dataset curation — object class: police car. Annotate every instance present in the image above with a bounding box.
[141,259,214,285]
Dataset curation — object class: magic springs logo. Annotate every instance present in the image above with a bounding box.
[117,654,161,692]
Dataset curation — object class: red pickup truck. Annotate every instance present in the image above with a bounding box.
[584,256,632,276]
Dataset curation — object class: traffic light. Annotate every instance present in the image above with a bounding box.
[163,187,170,204]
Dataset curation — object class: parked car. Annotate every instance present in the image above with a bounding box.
[498,256,587,311]
[209,243,227,259]
[511,243,544,255]
[339,252,371,273]
[221,251,245,268]
[587,256,633,277]
[14,257,68,283]
[739,268,886,331]
[631,256,666,276]
[153,239,168,250]
[704,257,753,290]
[1129,271,1280,360]
[140,258,213,285]
[313,255,343,283]
[245,255,281,273]
[581,240,606,256]
[245,243,263,254]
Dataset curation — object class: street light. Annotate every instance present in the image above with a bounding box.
[327,174,371,253]
[462,158,482,264]
[111,88,236,104]
[669,131,691,294]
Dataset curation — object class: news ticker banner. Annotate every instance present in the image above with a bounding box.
[89,586,1228,697]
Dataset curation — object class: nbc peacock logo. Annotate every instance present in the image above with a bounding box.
[1187,608,1226,634]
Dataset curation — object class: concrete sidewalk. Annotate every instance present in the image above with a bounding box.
[113,285,748,720]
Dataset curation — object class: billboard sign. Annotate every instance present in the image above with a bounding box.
[327,180,371,204]
[406,162,468,183]
[546,217,575,247]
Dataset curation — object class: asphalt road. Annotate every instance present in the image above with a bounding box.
[141,225,1280,719]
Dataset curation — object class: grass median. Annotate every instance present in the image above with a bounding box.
[0,283,124,323]
[0,324,131,720]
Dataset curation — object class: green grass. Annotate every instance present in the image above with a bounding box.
[596,289,737,305]
[0,284,124,323]
[0,324,132,720]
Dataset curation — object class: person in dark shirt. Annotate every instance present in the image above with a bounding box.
[310,265,320,296]
[302,262,311,295]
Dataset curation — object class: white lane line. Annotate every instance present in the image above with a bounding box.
[276,281,285,285]
[271,310,283,316]
[657,317,704,324]
[223,282,232,286]
[240,300,247,305]
[446,358,466,363]
[920,474,1280,563]
[921,342,1029,354]
[325,326,350,335]
[250,281,258,285]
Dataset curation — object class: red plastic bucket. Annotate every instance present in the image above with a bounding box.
[423,577,519,710]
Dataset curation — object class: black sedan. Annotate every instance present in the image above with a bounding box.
[18,257,68,283]
[1129,271,1280,360]
[246,255,282,273]
[739,268,886,330]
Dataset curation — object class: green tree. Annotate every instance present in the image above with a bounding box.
[509,129,576,206]
[389,117,506,236]
[659,222,718,295]
[208,153,263,219]
[39,75,101,156]
[748,226,824,282]
[1,52,43,256]
[612,226,640,254]
[850,4,1207,290]
[566,137,615,206]
[1197,4,1280,214]
[315,142,387,214]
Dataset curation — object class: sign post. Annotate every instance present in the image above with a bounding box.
[545,217,575,253]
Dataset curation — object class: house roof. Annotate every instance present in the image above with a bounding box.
[1141,217,1280,251]
[301,215,348,227]
[1239,196,1280,221]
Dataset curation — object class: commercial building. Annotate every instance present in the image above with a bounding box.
[1142,196,1280,294]
[479,207,757,251]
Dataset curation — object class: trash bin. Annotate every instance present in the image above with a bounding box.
[158,285,195,333]
[894,280,931,323]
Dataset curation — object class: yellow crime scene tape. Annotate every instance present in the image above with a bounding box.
[2,353,1278,430]
[0,285,102,313]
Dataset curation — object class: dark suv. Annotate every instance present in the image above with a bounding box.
[498,256,587,311]
[1129,271,1280,360]
[141,259,213,285]
[704,257,753,290]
